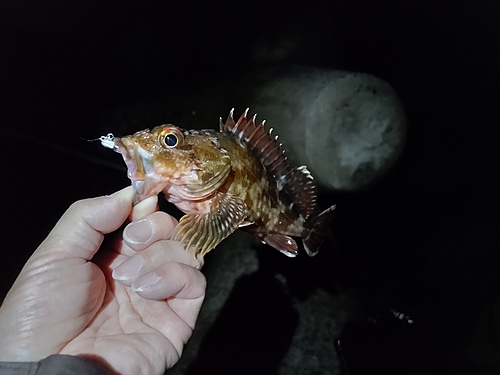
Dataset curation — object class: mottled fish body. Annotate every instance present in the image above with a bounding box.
[103,109,335,258]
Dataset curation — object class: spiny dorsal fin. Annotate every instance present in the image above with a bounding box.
[221,108,288,183]
[284,166,317,219]
[221,109,318,219]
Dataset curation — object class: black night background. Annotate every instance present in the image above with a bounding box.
[1,1,498,374]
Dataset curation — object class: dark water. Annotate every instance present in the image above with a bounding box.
[1,2,498,374]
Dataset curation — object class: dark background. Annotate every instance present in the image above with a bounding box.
[1,1,499,374]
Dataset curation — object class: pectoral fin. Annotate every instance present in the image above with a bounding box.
[175,193,248,257]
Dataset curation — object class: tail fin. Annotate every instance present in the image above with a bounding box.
[302,205,336,256]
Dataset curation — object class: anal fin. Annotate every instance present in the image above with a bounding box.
[176,193,248,257]
[260,234,298,257]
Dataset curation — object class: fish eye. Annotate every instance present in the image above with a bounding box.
[159,127,184,148]
[165,133,178,147]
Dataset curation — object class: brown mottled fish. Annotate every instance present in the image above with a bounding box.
[101,109,335,258]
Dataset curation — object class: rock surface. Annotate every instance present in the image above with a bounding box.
[248,66,406,190]
[168,232,356,375]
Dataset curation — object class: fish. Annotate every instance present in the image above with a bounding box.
[102,109,335,258]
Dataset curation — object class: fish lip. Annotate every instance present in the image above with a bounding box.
[112,137,130,160]
[113,137,144,178]
[114,137,159,203]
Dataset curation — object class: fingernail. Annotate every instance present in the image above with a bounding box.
[132,272,158,292]
[123,219,154,245]
[112,255,144,281]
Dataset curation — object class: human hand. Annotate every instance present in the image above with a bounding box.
[0,187,206,375]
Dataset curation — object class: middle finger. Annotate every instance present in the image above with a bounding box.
[112,239,201,286]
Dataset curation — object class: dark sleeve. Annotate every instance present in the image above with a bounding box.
[0,354,115,375]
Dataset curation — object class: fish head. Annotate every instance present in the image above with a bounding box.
[112,125,231,204]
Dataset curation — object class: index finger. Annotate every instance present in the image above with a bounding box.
[35,187,133,261]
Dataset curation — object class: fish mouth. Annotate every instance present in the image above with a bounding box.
[110,133,230,205]
[113,137,165,204]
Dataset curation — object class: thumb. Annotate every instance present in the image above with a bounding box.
[33,186,133,262]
